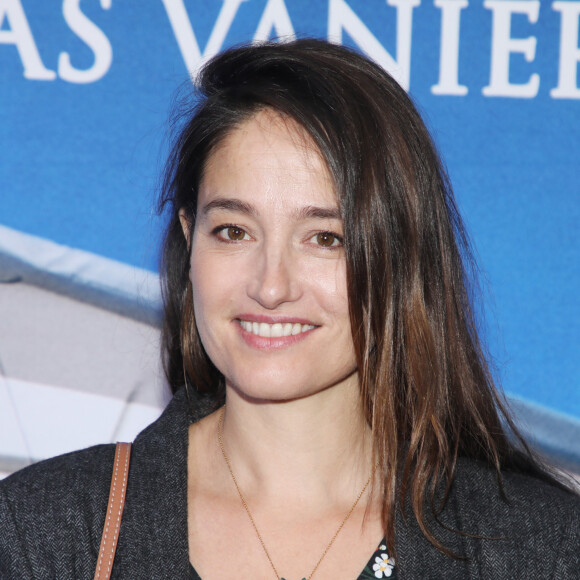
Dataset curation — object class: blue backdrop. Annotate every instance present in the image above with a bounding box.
[1,0,579,461]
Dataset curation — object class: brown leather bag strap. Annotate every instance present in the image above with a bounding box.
[93,442,132,580]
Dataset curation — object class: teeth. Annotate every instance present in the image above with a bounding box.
[239,320,315,338]
[259,322,271,337]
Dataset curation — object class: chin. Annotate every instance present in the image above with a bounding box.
[228,383,311,404]
[225,372,322,404]
[225,368,358,405]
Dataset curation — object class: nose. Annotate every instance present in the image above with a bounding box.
[247,246,301,309]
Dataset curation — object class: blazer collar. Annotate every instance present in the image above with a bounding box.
[115,387,217,577]
[116,387,472,578]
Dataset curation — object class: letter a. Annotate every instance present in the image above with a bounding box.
[0,0,56,80]
[254,0,295,41]
[161,0,245,78]
[328,0,420,91]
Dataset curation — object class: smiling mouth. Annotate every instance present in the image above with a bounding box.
[238,320,317,338]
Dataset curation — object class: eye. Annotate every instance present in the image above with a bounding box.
[313,232,343,248]
[214,225,250,242]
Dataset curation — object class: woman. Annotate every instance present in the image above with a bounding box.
[1,39,578,579]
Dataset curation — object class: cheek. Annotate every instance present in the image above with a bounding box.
[189,250,239,346]
[311,260,349,317]
[189,252,217,342]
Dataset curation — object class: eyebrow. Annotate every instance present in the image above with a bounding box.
[202,198,257,217]
[202,197,342,222]
[295,205,341,220]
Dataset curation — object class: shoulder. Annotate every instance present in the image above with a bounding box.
[0,443,115,506]
[0,387,214,579]
[0,444,115,579]
[452,456,580,519]
[450,457,580,576]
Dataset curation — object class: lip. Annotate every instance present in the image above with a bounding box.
[234,316,318,350]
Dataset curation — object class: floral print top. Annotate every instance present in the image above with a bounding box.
[189,539,396,579]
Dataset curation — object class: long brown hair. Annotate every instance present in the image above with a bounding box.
[158,39,561,555]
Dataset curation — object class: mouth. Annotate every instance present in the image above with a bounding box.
[238,320,317,338]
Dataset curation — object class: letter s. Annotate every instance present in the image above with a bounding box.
[58,0,112,84]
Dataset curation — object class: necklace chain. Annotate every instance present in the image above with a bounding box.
[217,408,374,580]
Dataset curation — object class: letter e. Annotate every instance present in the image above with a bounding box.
[483,0,540,98]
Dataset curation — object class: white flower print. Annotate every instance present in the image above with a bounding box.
[373,552,395,578]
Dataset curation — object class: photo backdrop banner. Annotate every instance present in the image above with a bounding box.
[1,0,579,467]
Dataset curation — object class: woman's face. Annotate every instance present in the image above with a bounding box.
[187,110,358,402]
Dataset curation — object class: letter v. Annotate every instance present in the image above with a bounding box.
[161,0,246,78]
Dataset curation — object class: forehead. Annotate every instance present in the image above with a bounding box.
[200,109,337,211]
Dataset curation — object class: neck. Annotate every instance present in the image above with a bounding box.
[219,379,374,506]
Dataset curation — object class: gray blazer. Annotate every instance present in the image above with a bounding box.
[1,388,579,579]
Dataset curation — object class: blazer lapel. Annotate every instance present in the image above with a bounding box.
[113,387,218,579]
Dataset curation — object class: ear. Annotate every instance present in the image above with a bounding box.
[178,208,191,247]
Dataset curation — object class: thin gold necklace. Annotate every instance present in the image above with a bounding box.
[217,408,374,580]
